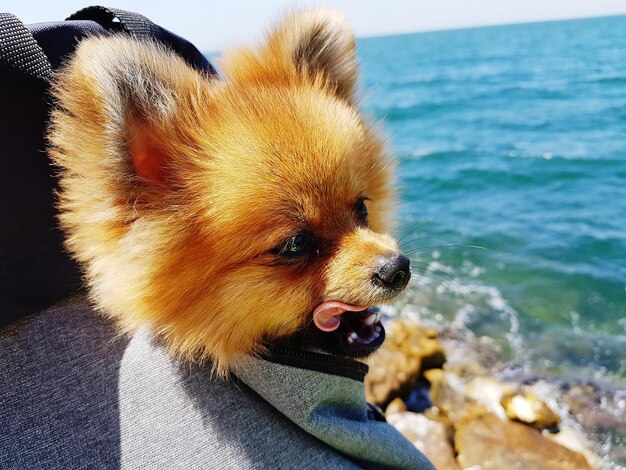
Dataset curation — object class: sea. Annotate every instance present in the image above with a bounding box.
[357,15,626,465]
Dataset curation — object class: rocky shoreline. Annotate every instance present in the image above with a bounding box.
[365,318,625,469]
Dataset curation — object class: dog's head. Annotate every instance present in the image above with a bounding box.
[50,9,410,373]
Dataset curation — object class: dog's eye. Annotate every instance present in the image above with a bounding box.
[356,197,369,221]
[285,235,309,255]
[273,234,314,258]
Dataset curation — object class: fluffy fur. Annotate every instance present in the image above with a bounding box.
[49,9,399,373]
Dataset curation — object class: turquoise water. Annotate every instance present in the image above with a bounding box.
[358,16,626,385]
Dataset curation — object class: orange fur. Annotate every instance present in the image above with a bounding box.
[48,9,401,374]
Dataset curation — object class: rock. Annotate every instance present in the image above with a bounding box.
[385,397,407,416]
[424,368,488,422]
[365,347,418,405]
[423,406,451,426]
[438,328,503,374]
[546,427,603,470]
[387,412,459,470]
[365,319,446,406]
[501,389,561,429]
[465,376,514,420]
[455,412,591,469]
[425,369,563,434]
[562,382,626,435]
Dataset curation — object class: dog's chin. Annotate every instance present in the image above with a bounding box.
[274,307,386,359]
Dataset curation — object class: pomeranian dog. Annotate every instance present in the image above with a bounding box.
[48,9,410,374]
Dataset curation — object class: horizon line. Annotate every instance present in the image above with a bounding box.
[358,12,626,41]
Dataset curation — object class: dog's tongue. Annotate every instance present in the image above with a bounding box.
[313,301,367,332]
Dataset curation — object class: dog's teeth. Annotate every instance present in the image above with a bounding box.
[375,311,381,323]
[347,336,354,344]
[350,332,358,341]
[364,313,377,326]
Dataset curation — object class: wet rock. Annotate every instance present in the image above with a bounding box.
[365,319,445,406]
[365,347,418,405]
[426,367,562,429]
[424,369,464,419]
[562,382,626,435]
[455,412,591,469]
[385,397,407,416]
[501,389,561,429]
[423,406,451,426]
[438,328,504,374]
[385,319,446,372]
[369,319,610,467]
[424,368,488,422]
[465,376,514,420]
[546,427,603,469]
[387,412,459,470]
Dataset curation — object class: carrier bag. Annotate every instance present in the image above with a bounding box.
[0,6,215,327]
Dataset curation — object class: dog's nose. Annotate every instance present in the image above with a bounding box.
[373,254,411,291]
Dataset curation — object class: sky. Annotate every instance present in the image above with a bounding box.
[6,0,626,52]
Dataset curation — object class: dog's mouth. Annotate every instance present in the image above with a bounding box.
[311,301,385,356]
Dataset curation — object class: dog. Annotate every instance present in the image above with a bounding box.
[48,8,411,375]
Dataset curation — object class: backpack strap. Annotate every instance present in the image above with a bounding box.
[66,5,159,38]
[66,5,215,74]
[0,13,51,84]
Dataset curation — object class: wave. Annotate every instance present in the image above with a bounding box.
[371,101,451,121]
[391,259,526,363]
[401,147,626,167]
[587,76,626,84]
[390,255,626,380]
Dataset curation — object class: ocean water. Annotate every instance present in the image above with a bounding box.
[358,15,626,461]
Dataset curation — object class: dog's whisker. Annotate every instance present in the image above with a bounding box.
[399,236,453,249]
[367,156,396,181]
[405,243,487,256]
[409,261,468,290]
[394,217,435,242]
[404,285,425,307]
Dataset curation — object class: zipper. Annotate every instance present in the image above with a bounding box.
[262,345,369,382]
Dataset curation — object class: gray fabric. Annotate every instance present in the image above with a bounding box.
[2,299,425,469]
[0,299,128,469]
[234,358,434,469]
[118,328,361,469]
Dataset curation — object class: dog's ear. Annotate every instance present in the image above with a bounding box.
[270,9,358,102]
[51,36,210,193]
[222,9,358,104]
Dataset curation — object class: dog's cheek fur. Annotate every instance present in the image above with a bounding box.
[48,38,217,344]
[157,265,318,374]
[360,128,397,236]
